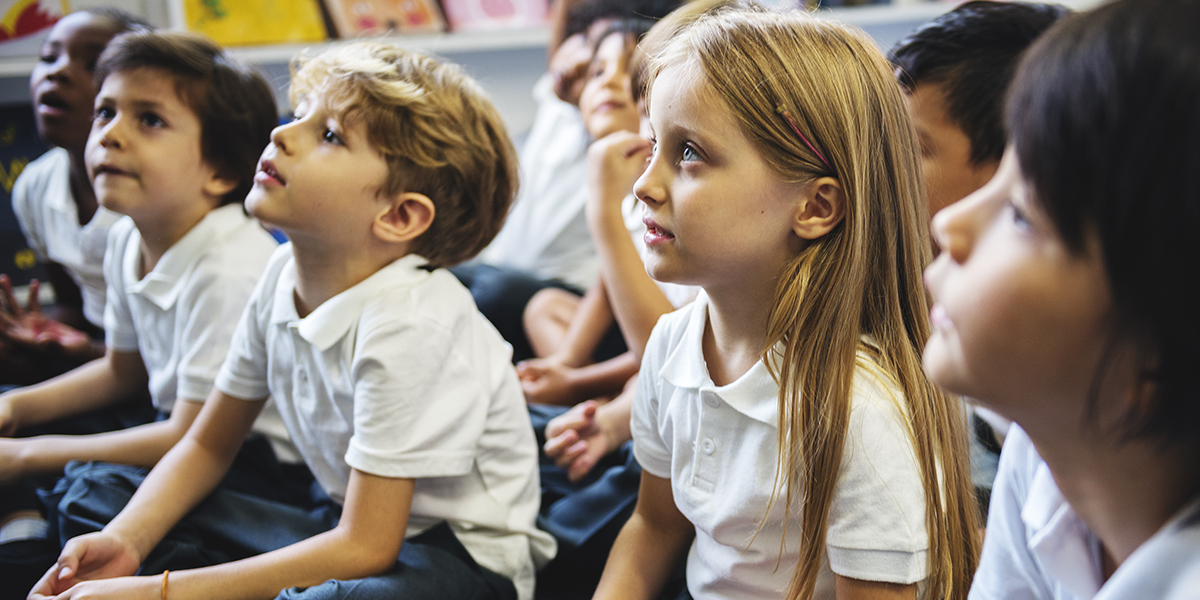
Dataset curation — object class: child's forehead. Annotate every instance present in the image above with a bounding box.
[47,12,123,48]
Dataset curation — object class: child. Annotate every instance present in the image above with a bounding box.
[923,0,1200,597]
[518,18,658,408]
[2,9,150,378]
[31,41,556,600]
[594,6,979,599]
[887,0,1069,520]
[889,0,1069,219]
[0,30,288,589]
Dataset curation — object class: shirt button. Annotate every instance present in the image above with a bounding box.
[704,395,719,408]
[701,439,715,455]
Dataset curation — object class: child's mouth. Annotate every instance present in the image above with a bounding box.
[93,164,133,178]
[257,160,285,186]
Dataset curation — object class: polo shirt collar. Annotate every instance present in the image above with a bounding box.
[659,293,779,428]
[277,253,431,351]
[125,204,246,310]
[1022,461,1104,599]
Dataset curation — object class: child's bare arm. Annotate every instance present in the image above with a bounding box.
[519,351,638,406]
[0,398,203,485]
[30,389,265,597]
[586,132,674,360]
[0,348,147,435]
[35,465,415,600]
[834,576,917,600]
[593,471,694,600]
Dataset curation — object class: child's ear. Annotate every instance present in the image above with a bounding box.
[202,174,239,202]
[793,177,845,240]
[374,192,435,244]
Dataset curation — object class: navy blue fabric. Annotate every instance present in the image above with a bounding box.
[449,264,626,364]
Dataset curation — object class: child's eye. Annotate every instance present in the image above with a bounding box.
[681,144,701,163]
[322,129,344,146]
[38,51,57,64]
[94,106,114,122]
[140,113,166,128]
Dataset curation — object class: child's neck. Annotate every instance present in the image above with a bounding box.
[66,148,98,226]
[288,238,407,318]
[1024,417,1200,575]
[134,203,214,276]
[701,283,776,387]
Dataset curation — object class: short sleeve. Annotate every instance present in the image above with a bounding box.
[824,369,929,584]
[968,426,1056,600]
[216,247,290,401]
[11,167,47,261]
[631,321,673,479]
[102,220,140,352]
[344,309,486,479]
[174,262,263,402]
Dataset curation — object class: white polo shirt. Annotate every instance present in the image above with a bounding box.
[103,205,294,461]
[12,148,122,327]
[479,74,596,290]
[632,293,929,599]
[215,246,556,600]
[970,425,1200,600]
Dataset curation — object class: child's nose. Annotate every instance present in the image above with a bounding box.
[96,117,125,149]
[931,190,983,264]
[270,122,293,153]
[634,154,666,207]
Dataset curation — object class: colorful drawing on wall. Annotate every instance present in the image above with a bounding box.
[181,0,328,46]
[0,0,65,42]
[0,104,49,287]
[324,0,446,36]
[440,0,547,32]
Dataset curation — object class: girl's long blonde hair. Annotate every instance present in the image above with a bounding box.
[650,7,980,598]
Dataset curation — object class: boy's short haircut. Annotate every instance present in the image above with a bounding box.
[94,31,278,207]
[82,7,154,34]
[289,42,516,268]
[888,0,1069,166]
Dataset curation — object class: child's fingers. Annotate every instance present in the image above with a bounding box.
[555,439,588,471]
[27,279,42,314]
[543,428,580,459]
[567,450,598,482]
[0,275,16,317]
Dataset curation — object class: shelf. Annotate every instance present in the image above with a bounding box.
[0,0,1108,79]
[0,26,550,78]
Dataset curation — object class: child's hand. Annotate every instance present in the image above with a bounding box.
[29,532,143,599]
[549,31,592,105]
[587,131,653,212]
[0,276,93,360]
[544,400,618,482]
[516,358,580,406]
[28,575,160,600]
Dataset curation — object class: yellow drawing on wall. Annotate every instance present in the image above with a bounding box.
[182,0,327,47]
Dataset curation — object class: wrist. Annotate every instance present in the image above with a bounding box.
[594,401,631,452]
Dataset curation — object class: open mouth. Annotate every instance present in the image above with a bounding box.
[643,218,675,240]
[257,159,285,185]
[36,90,69,113]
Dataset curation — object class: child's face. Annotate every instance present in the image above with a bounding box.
[634,62,804,293]
[246,92,391,241]
[923,151,1114,424]
[30,12,125,152]
[578,32,640,140]
[86,68,228,225]
[903,81,998,223]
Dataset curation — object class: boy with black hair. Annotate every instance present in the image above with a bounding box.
[889,0,1070,521]
[889,0,1070,217]
[0,30,291,595]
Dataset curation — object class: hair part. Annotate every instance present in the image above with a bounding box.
[564,0,683,40]
[889,0,1069,166]
[1007,0,1200,443]
[650,7,980,598]
[289,41,517,268]
[94,31,277,207]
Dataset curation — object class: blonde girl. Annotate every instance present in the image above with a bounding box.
[593,6,979,600]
